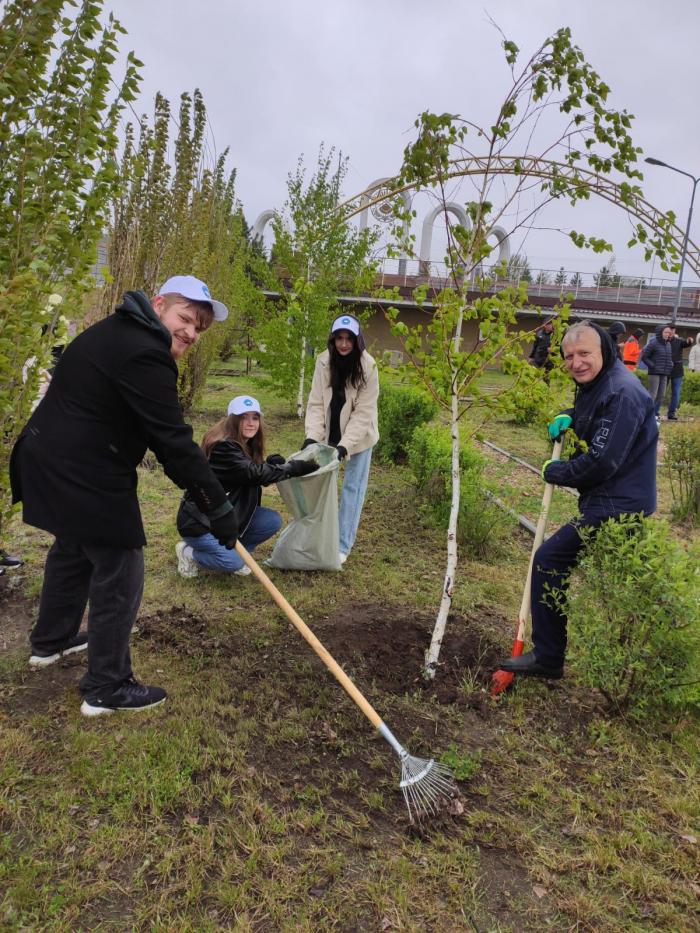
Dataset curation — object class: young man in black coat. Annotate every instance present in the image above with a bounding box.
[10,276,239,717]
[498,322,657,679]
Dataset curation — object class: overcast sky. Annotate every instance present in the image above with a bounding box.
[114,0,700,282]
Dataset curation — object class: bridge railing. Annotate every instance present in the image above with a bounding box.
[372,257,700,309]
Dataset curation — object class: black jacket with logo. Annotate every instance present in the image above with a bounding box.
[10,291,228,548]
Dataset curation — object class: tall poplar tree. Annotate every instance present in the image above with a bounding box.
[0,0,141,535]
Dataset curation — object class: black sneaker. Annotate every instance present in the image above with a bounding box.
[29,632,89,669]
[80,677,167,718]
[667,414,678,421]
[0,550,23,568]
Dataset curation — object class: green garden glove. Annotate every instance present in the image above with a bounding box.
[541,458,558,481]
[547,413,572,441]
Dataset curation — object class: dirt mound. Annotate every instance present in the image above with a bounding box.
[314,603,505,705]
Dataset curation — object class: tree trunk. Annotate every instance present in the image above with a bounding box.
[424,303,464,678]
[296,335,306,419]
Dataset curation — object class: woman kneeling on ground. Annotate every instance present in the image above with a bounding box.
[175,395,318,577]
[303,314,379,565]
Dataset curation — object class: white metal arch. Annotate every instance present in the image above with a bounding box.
[336,156,700,279]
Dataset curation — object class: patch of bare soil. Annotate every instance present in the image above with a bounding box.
[312,602,505,707]
[0,570,35,653]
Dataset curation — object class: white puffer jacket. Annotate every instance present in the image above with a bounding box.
[304,349,379,456]
[689,334,700,372]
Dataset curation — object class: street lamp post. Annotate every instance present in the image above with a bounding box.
[644,157,700,325]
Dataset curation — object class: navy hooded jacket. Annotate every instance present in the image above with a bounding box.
[544,324,657,518]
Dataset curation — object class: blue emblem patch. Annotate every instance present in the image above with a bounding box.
[244,397,253,406]
[202,285,211,298]
[341,316,351,324]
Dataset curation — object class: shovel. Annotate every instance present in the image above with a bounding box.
[490,437,563,695]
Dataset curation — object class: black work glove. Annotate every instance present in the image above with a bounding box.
[266,453,286,466]
[301,438,316,450]
[335,445,348,461]
[209,507,239,549]
[285,458,320,478]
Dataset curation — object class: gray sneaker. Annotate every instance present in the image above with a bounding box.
[29,632,88,669]
[175,541,198,578]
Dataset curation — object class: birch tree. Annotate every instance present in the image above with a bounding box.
[375,27,679,677]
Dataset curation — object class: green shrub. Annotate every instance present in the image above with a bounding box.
[565,515,700,717]
[634,369,649,389]
[680,370,700,406]
[376,380,437,463]
[407,424,504,556]
[665,423,700,524]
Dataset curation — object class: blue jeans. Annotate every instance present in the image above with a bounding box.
[667,375,682,417]
[339,447,372,556]
[184,506,282,572]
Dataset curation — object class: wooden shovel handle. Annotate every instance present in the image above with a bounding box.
[235,542,384,730]
[516,436,563,632]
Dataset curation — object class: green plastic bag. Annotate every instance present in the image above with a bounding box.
[267,443,342,571]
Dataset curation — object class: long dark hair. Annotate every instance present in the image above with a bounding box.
[328,332,366,391]
[201,413,266,463]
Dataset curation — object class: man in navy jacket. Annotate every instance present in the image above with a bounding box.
[10,276,239,716]
[498,322,658,678]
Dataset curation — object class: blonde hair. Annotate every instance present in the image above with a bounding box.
[158,292,213,330]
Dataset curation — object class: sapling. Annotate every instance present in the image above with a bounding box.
[340,26,685,677]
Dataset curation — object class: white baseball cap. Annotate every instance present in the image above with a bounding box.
[157,275,229,322]
[228,395,262,416]
[331,314,360,337]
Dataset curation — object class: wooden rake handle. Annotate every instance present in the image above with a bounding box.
[235,542,384,730]
[516,436,563,632]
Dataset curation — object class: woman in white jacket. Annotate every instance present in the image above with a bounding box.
[303,314,379,564]
[689,333,700,372]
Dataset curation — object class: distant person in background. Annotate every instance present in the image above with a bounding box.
[622,328,645,370]
[666,325,694,421]
[528,318,555,372]
[689,333,700,373]
[607,320,626,360]
[640,324,673,422]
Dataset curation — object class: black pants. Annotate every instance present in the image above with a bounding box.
[531,514,608,666]
[31,538,144,694]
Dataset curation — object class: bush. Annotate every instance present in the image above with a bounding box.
[565,515,699,717]
[634,369,649,389]
[665,423,700,524]
[408,424,504,556]
[680,370,700,406]
[376,380,437,463]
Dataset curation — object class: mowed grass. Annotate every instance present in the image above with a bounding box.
[0,363,698,931]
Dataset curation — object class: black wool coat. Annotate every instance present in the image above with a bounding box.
[10,291,228,548]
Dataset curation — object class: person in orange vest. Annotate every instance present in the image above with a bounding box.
[622,328,645,370]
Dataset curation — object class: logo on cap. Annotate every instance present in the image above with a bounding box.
[244,397,253,406]
[341,317,351,324]
[202,284,211,298]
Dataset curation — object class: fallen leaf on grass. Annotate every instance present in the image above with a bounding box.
[532,885,549,899]
[677,833,697,845]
